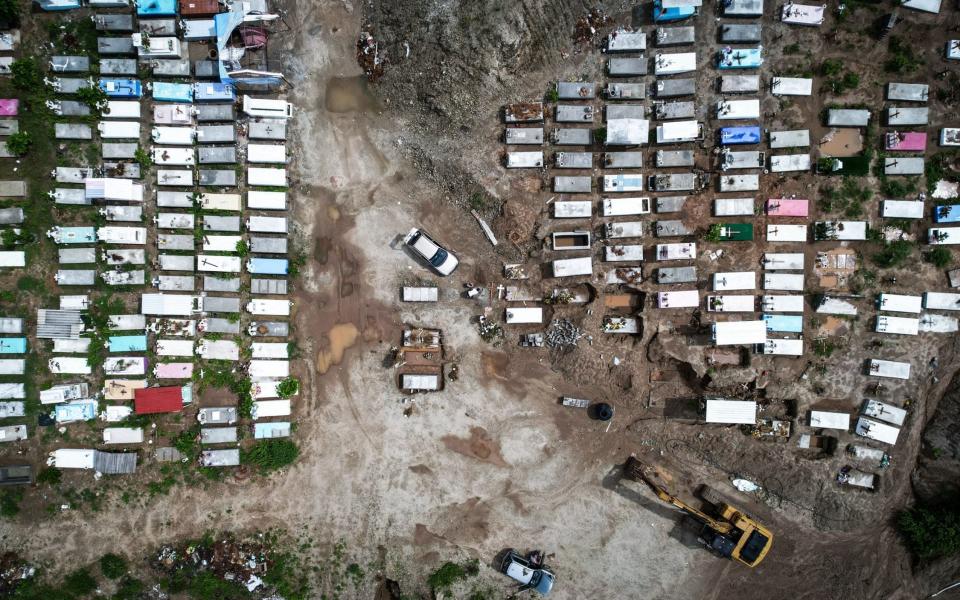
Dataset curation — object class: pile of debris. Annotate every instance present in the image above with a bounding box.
[153,536,271,593]
[573,10,610,45]
[478,316,504,345]
[546,319,583,348]
[0,553,34,597]
[357,30,387,81]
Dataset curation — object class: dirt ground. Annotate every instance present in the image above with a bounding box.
[4,0,960,598]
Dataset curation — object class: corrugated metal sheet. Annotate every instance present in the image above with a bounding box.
[93,450,137,474]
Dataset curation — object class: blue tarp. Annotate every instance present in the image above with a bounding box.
[653,0,696,21]
[193,82,235,102]
[55,399,97,423]
[763,314,803,333]
[99,79,143,98]
[108,335,148,352]
[0,338,26,354]
[720,126,761,145]
[717,47,763,69]
[934,205,960,223]
[136,0,177,16]
[248,258,288,275]
[153,82,194,103]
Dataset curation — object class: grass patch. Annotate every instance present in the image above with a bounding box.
[885,36,923,73]
[872,240,913,269]
[100,553,128,580]
[242,439,299,472]
[925,247,953,269]
[427,560,479,591]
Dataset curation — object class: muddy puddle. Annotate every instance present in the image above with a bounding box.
[324,76,379,113]
[316,322,360,373]
[819,128,863,157]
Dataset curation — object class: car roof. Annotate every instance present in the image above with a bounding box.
[505,561,534,584]
[410,232,440,258]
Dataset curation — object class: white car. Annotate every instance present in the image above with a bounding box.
[403,228,459,276]
[500,549,555,595]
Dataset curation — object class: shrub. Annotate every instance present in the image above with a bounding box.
[820,59,843,77]
[187,572,247,600]
[885,36,923,73]
[242,439,299,472]
[0,0,20,27]
[427,560,478,591]
[99,553,127,579]
[898,503,960,561]
[10,58,42,90]
[0,489,22,517]
[276,377,300,398]
[36,467,62,486]
[5,131,30,156]
[76,84,108,112]
[63,568,97,597]
[112,576,144,600]
[872,240,913,268]
[703,223,722,242]
[926,247,953,268]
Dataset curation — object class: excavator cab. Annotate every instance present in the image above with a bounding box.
[624,457,774,568]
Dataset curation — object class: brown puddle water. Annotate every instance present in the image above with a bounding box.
[316,322,360,373]
[324,76,379,113]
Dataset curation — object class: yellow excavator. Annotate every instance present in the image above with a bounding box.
[624,457,774,568]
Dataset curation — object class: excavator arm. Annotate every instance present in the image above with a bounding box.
[624,457,732,533]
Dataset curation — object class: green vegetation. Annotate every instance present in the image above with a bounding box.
[100,553,128,580]
[925,247,953,269]
[16,275,42,292]
[427,560,479,591]
[593,126,606,144]
[0,0,20,26]
[5,131,30,156]
[925,152,956,195]
[898,502,960,561]
[242,439,299,472]
[820,59,843,77]
[63,568,97,597]
[76,84,109,114]
[134,145,153,171]
[234,239,249,257]
[185,571,248,600]
[819,178,872,216]
[0,488,22,517]
[783,43,800,54]
[36,466,62,486]
[546,87,559,103]
[276,377,300,399]
[813,338,836,358]
[872,240,913,269]
[10,57,43,91]
[880,177,917,198]
[703,223,722,242]
[885,36,923,73]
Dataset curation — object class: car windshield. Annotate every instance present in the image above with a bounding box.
[533,571,555,594]
[428,247,448,267]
